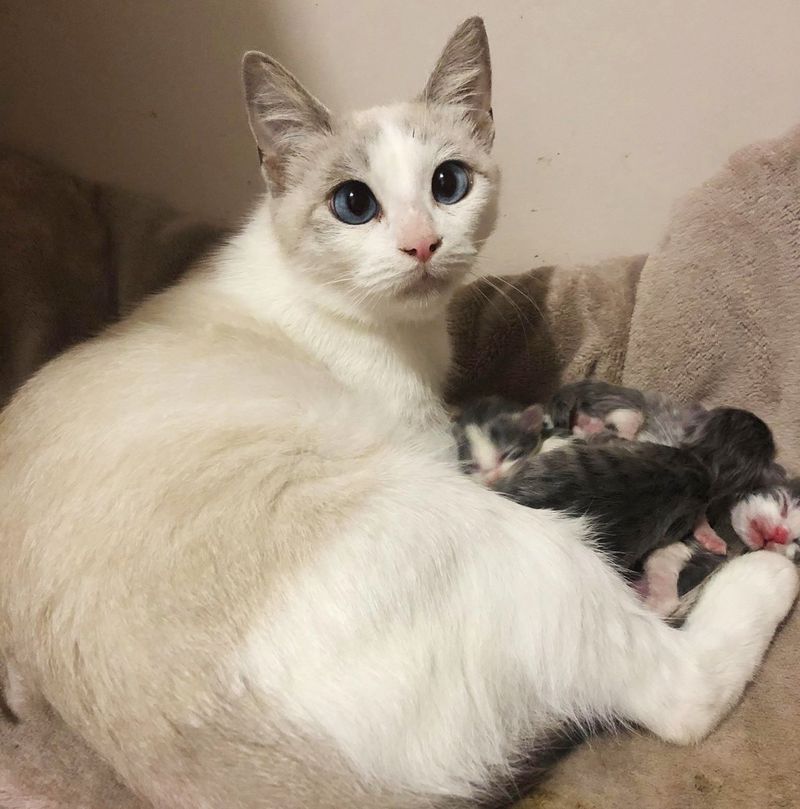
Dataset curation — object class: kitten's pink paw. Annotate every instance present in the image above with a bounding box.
[693,517,727,556]
[572,413,606,437]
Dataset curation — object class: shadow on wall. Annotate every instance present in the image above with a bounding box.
[1,1,285,223]
[3,1,800,270]
[0,0,465,225]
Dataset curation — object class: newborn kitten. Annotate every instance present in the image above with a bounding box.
[730,477,800,556]
[462,403,776,559]
[644,409,784,614]
[452,396,563,485]
[462,403,778,614]
[675,479,800,611]
[494,438,717,569]
[548,379,705,446]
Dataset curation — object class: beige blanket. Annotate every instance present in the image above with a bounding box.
[446,255,644,404]
[1,125,799,807]
[527,123,800,809]
[0,149,228,409]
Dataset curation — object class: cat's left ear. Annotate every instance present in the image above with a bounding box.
[422,17,493,148]
[518,405,544,434]
[242,52,332,192]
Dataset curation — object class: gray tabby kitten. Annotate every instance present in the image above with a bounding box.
[548,378,706,445]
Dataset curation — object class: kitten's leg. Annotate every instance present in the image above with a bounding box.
[572,412,606,437]
[692,516,727,555]
[641,542,693,617]
[617,551,798,743]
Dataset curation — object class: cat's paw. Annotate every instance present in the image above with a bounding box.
[642,552,798,746]
[694,551,799,634]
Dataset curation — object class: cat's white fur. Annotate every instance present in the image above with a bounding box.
[0,17,797,809]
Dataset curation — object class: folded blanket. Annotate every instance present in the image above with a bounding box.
[0,150,108,405]
[0,149,228,408]
[525,125,800,809]
[447,255,644,405]
[624,124,800,467]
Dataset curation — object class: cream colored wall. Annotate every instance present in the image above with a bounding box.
[3,1,800,271]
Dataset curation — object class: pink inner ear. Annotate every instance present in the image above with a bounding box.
[519,405,544,433]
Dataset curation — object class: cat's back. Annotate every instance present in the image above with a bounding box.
[1,274,348,459]
[0,274,398,623]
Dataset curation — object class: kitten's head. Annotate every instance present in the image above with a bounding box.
[452,396,545,486]
[730,482,800,556]
[242,18,498,323]
[683,407,778,502]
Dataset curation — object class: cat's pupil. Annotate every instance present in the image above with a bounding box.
[331,180,379,225]
[434,167,457,199]
[346,186,371,216]
[431,160,470,205]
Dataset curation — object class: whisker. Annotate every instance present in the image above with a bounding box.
[461,270,542,368]
[469,257,548,323]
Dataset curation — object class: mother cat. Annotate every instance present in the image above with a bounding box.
[0,18,796,809]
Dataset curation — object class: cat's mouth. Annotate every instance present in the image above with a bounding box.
[398,270,453,298]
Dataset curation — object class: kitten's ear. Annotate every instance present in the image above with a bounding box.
[422,17,493,147]
[518,405,544,434]
[242,51,332,191]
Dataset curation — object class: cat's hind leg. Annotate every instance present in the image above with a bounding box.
[618,550,797,744]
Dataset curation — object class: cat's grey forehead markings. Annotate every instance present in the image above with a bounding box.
[243,18,493,194]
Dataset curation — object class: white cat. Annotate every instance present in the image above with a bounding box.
[0,18,796,809]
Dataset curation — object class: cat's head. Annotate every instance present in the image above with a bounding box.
[242,18,498,323]
[452,396,545,486]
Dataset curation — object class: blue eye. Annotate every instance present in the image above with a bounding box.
[432,161,471,205]
[330,181,379,225]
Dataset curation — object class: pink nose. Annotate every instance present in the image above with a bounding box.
[768,525,790,545]
[400,237,442,263]
[484,468,502,485]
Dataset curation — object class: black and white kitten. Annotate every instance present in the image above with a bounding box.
[451,395,568,486]
[678,478,800,598]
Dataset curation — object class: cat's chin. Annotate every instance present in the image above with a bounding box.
[312,270,466,325]
[371,289,457,324]
[384,274,466,322]
[397,265,461,297]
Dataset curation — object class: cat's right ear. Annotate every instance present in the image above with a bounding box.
[242,52,332,192]
[422,17,493,148]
